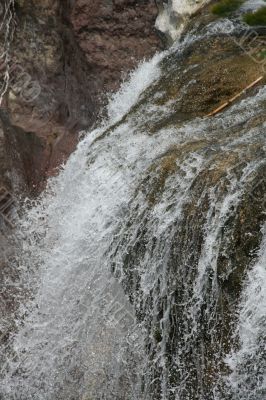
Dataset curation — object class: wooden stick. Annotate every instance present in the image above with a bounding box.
[207,76,263,117]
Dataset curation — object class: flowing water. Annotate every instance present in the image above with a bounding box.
[0,0,15,104]
[225,229,266,399]
[0,15,266,400]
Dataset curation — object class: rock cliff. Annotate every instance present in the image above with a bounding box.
[0,0,161,194]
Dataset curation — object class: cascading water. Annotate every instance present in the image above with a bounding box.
[0,0,15,104]
[0,10,265,400]
[225,227,266,400]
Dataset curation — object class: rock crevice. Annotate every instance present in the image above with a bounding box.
[0,0,161,194]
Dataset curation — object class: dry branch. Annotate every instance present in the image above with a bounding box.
[207,76,264,117]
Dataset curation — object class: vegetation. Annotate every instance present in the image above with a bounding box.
[243,6,266,26]
[211,0,244,16]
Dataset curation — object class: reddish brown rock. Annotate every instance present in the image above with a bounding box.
[70,0,161,92]
[0,0,161,194]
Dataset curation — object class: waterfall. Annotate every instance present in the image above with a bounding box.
[225,228,266,400]
[0,0,15,104]
[155,1,209,44]
[0,15,265,400]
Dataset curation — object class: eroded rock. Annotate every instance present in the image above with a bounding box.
[0,0,161,194]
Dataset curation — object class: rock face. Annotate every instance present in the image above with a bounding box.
[0,0,161,194]
[71,0,161,93]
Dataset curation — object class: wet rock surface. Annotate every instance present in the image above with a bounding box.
[0,1,161,376]
[104,4,266,396]
[0,1,265,399]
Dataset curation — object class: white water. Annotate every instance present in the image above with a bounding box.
[0,49,169,400]
[155,0,209,43]
[226,226,266,399]
[242,0,266,12]
[0,22,266,400]
[0,0,15,104]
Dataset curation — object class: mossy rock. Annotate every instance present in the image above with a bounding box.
[243,6,266,26]
[211,0,244,16]
[103,4,266,397]
[131,34,265,135]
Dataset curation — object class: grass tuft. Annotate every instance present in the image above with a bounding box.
[211,0,244,16]
[243,6,266,26]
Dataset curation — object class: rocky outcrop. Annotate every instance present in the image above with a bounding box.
[0,0,98,193]
[105,5,266,396]
[70,0,161,93]
[0,0,161,194]
[155,0,209,44]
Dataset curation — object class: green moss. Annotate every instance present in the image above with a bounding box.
[211,0,244,16]
[243,6,266,26]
